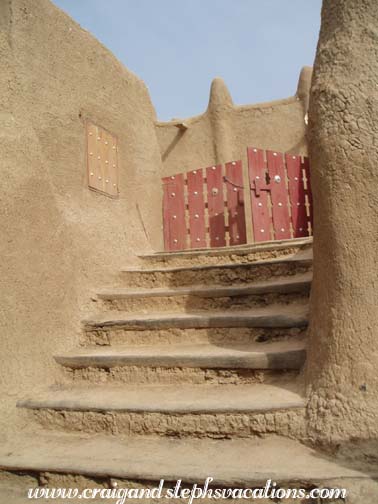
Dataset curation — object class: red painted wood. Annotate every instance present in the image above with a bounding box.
[247,147,271,242]
[206,164,226,247]
[162,174,187,251]
[225,161,247,246]
[267,150,291,240]
[302,156,313,230]
[285,153,308,237]
[187,168,207,248]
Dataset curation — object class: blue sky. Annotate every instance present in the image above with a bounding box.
[53,1,322,121]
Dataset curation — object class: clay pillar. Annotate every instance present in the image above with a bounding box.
[306,0,378,443]
[296,66,312,121]
[207,77,234,165]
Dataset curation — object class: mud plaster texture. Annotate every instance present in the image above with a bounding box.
[0,0,164,439]
[29,407,307,440]
[306,0,378,444]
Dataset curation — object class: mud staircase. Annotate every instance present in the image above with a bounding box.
[0,238,370,499]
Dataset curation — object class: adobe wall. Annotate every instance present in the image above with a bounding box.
[0,0,163,437]
[156,67,311,176]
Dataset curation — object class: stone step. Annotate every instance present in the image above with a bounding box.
[139,238,313,267]
[18,383,306,439]
[82,304,308,333]
[18,382,304,414]
[0,431,374,489]
[55,339,306,370]
[121,252,312,288]
[96,273,311,312]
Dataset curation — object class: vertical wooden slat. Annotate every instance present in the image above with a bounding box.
[248,147,271,242]
[162,174,187,251]
[225,161,247,246]
[302,156,313,230]
[285,153,308,237]
[206,164,226,247]
[87,122,118,197]
[267,150,291,240]
[187,169,206,248]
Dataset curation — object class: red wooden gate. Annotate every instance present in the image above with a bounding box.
[247,147,312,242]
[162,148,312,251]
[162,161,247,251]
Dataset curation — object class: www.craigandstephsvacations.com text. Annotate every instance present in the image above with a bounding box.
[27,478,347,502]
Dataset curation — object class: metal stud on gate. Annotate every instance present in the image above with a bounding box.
[274,175,281,183]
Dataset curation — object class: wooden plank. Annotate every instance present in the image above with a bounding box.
[187,169,207,248]
[247,147,271,242]
[162,174,187,251]
[206,165,226,247]
[302,156,313,231]
[87,122,118,197]
[267,150,291,240]
[285,153,308,238]
[225,161,247,246]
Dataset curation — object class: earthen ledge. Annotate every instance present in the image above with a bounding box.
[0,433,376,486]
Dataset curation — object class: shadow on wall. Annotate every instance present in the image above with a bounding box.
[162,128,186,163]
